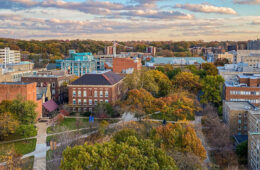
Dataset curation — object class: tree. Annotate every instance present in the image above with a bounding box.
[236,140,248,164]
[0,112,19,139]
[202,63,218,76]
[172,72,201,94]
[10,99,37,124]
[123,89,157,119]
[200,75,224,105]
[123,69,172,97]
[153,123,206,160]
[113,128,138,143]
[15,125,37,138]
[61,136,178,170]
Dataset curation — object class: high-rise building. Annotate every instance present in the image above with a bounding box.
[146,46,156,56]
[248,39,260,50]
[104,42,117,57]
[0,47,21,67]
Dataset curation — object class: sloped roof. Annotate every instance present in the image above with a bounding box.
[71,71,123,86]
[43,100,58,112]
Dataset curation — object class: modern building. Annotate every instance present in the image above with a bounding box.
[248,39,260,50]
[58,51,99,76]
[0,82,42,119]
[68,71,124,113]
[218,63,260,81]
[234,50,260,65]
[215,52,234,63]
[248,109,260,170]
[145,57,206,68]
[21,73,74,104]
[113,57,142,74]
[0,47,21,67]
[146,46,156,56]
[224,74,260,106]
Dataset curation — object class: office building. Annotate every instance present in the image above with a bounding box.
[58,51,99,77]
[248,109,260,170]
[146,46,156,56]
[0,82,42,119]
[248,39,260,50]
[68,71,124,113]
[234,50,260,65]
[218,63,260,81]
[224,74,260,106]
[0,47,21,66]
[113,57,142,74]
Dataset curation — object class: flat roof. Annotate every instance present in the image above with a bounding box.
[224,101,252,110]
[0,82,31,85]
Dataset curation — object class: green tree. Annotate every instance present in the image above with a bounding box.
[236,140,247,164]
[10,99,37,124]
[202,63,218,76]
[0,112,19,139]
[200,75,224,105]
[61,136,178,170]
[15,125,37,138]
[113,129,138,143]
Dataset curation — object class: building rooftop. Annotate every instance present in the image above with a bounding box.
[149,57,206,65]
[0,82,31,85]
[224,101,253,111]
[71,71,123,86]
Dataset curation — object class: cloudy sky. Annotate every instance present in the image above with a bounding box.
[0,0,260,41]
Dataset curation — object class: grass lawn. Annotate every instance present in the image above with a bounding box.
[47,118,91,134]
[0,139,36,162]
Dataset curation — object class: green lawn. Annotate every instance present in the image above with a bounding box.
[0,139,36,162]
[47,118,92,134]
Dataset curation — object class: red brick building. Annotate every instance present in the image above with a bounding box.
[0,82,42,119]
[224,74,260,106]
[68,71,124,112]
[112,57,142,74]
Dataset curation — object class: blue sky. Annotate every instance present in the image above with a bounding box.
[0,0,259,41]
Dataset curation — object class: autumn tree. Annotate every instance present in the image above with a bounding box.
[200,75,224,105]
[172,72,201,94]
[202,63,218,76]
[123,69,172,97]
[0,112,19,139]
[61,136,178,170]
[123,89,157,119]
[157,91,201,121]
[152,123,206,160]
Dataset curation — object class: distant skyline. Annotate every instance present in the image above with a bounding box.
[0,0,260,41]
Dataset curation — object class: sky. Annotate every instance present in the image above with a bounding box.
[0,0,259,41]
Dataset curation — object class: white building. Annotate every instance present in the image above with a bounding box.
[0,47,21,67]
[234,50,260,64]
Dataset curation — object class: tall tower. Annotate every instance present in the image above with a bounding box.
[113,41,117,58]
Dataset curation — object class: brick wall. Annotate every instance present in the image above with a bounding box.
[113,58,142,73]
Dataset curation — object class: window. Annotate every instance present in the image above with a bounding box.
[100,99,103,103]
[73,90,76,97]
[83,108,87,112]
[78,108,81,112]
[73,99,76,105]
[94,90,98,97]
[83,99,87,105]
[83,91,87,97]
[89,99,92,105]
[89,108,92,112]
[105,99,109,103]
[94,99,98,105]
[52,82,55,88]
[78,99,81,105]
[100,91,103,97]
[238,120,241,124]
[105,91,109,97]
[52,89,55,95]
[78,90,81,97]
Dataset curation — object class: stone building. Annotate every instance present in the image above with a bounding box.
[0,82,42,119]
[68,71,124,113]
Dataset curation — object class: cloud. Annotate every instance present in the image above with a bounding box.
[175,3,237,15]
[251,20,260,25]
[233,0,260,4]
